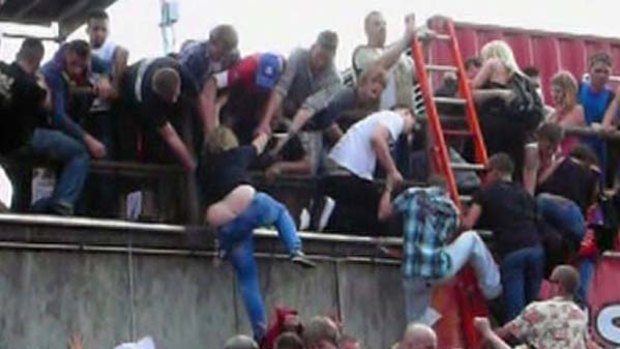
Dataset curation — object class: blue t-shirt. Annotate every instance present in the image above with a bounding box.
[578,82,614,125]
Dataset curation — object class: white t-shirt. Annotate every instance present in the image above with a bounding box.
[0,165,13,209]
[329,110,405,180]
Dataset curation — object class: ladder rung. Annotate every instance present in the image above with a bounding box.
[459,195,473,203]
[451,163,486,171]
[443,129,472,137]
[433,34,452,41]
[434,97,466,105]
[426,65,458,73]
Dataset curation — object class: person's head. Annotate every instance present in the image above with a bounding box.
[274,333,304,349]
[205,126,239,154]
[310,31,338,74]
[480,40,522,75]
[151,67,181,104]
[536,123,563,160]
[486,153,514,182]
[401,323,437,349]
[428,175,448,191]
[589,52,613,91]
[338,334,361,349]
[208,24,239,62]
[64,40,91,80]
[357,65,387,103]
[282,312,301,332]
[570,143,599,168]
[364,11,387,47]
[224,335,259,349]
[16,37,44,74]
[523,66,541,87]
[303,316,340,349]
[256,53,286,91]
[549,265,580,298]
[464,57,482,79]
[551,71,578,110]
[392,106,416,134]
[86,9,109,48]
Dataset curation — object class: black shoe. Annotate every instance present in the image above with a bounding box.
[291,252,316,269]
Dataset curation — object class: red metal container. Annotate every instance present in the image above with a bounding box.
[427,16,620,103]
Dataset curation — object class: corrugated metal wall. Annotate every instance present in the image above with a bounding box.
[427,16,620,103]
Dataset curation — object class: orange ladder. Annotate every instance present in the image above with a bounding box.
[410,17,488,208]
[410,17,490,349]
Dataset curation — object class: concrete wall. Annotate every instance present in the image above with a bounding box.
[0,244,405,349]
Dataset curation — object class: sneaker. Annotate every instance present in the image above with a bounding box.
[291,252,316,269]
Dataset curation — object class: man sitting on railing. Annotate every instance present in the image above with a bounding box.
[378,176,501,326]
[1,39,91,216]
[118,57,199,171]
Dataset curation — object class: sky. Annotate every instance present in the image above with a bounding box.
[1,0,619,70]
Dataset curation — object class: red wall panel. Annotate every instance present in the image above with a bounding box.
[428,16,620,104]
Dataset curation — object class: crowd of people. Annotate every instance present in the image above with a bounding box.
[1,7,620,349]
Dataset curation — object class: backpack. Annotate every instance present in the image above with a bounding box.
[506,73,544,132]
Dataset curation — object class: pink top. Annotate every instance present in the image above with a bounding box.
[548,105,586,155]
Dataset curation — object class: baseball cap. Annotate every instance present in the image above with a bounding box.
[256,53,284,90]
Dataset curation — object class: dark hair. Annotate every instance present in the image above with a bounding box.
[589,52,613,68]
[523,66,540,78]
[358,64,387,88]
[464,57,482,70]
[303,317,339,348]
[274,333,304,349]
[209,24,238,51]
[152,67,181,101]
[428,175,448,189]
[570,143,599,167]
[316,30,338,53]
[66,40,91,58]
[487,153,515,176]
[17,37,44,62]
[536,122,563,145]
[87,9,109,22]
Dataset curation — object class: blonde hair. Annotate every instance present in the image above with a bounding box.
[480,40,523,76]
[551,70,578,109]
[205,126,239,154]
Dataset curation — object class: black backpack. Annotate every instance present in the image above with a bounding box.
[506,73,544,132]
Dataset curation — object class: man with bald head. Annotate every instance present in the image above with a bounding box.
[400,323,437,349]
[353,12,417,110]
[494,265,593,349]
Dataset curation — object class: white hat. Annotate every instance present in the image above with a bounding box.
[113,336,155,349]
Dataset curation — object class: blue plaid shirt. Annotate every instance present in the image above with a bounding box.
[393,186,459,279]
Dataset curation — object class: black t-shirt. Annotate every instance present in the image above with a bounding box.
[473,180,540,257]
[252,135,306,170]
[537,158,598,214]
[0,62,48,154]
[123,57,199,131]
[197,145,257,206]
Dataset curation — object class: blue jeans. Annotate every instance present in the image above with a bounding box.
[578,257,596,305]
[217,192,302,341]
[536,193,586,245]
[29,129,90,213]
[500,245,545,321]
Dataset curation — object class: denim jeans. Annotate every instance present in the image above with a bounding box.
[500,245,545,321]
[536,193,586,245]
[28,129,90,214]
[403,231,502,325]
[578,257,595,305]
[217,192,302,341]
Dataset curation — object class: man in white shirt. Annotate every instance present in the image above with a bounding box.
[318,108,415,234]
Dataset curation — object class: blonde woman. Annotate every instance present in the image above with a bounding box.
[547,71,586,155]
[197,127,315,343]
[471,40,537,184]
